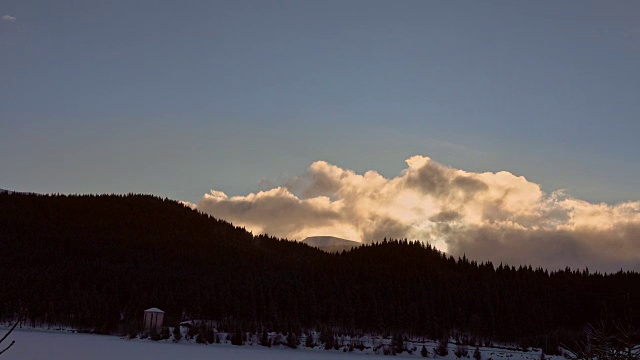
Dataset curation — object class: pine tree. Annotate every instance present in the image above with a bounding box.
[195,325,207,344]
[205,327,215,344]
[474,346,482,360]
[305,332,315,348]
[436,336,449,356]
[172,326,182,342]
[320,327,334,350]
[393,333,405,354]
[287,331,298,349]
[421,345,429,358]
[260,330,271,347]
[187,325,197,340]
[160,327,171,340]
[231,329,244,346]
[455,344,469,358]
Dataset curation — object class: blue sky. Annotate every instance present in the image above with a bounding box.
[1,0,639,204]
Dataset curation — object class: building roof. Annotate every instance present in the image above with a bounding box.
[144,307,165,313]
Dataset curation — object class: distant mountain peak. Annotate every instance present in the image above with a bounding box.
[302,236,361,253]
[1,188,36,195]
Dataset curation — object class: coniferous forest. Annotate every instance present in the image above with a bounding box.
[0,192,638,353]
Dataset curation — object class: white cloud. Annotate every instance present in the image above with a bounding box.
[194,155,640,272]
[1,15,16,22]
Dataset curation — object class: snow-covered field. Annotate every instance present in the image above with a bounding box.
[3,330,377,359]
[2,329,563,360]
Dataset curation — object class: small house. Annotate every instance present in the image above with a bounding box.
[143,307,165,331]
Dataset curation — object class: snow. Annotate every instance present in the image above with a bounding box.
[143,307,164,313]
[302,236,361,252]
[302,236,358,247]
[3,330,376,359]
[1,329,567,360]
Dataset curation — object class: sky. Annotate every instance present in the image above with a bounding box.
[1,1,639,271]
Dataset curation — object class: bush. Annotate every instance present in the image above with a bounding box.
[128,327,138,339]
[126,318,142,339]
[149,328,162,341]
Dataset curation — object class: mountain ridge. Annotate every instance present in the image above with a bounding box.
[301,235,361,253]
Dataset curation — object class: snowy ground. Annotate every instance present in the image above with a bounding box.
[2,329,564,360]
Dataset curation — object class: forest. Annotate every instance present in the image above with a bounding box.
[0,192,637,353]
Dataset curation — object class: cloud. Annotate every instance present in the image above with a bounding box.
[1,15,16,22]
[193,155,640,272]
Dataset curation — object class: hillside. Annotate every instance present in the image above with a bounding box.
[0,192,638,353]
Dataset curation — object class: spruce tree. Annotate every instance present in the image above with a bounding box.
[231,329,244,346]
[287,331,298,349]
[172,326,182,342]
[320,328,334,350]
[393,333,405,354]
[160,327,171,340]
[474,346,482,360]
[195,325,207,344]
[260,330,271,347]
[436,336,449,356]
[205,327,215,344]
[305,332,315,348]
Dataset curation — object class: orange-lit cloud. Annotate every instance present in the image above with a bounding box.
[194,156,640,272]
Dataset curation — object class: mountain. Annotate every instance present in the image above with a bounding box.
[0,188,36,195]
[0,192,638,351]
[301,236,361,253]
